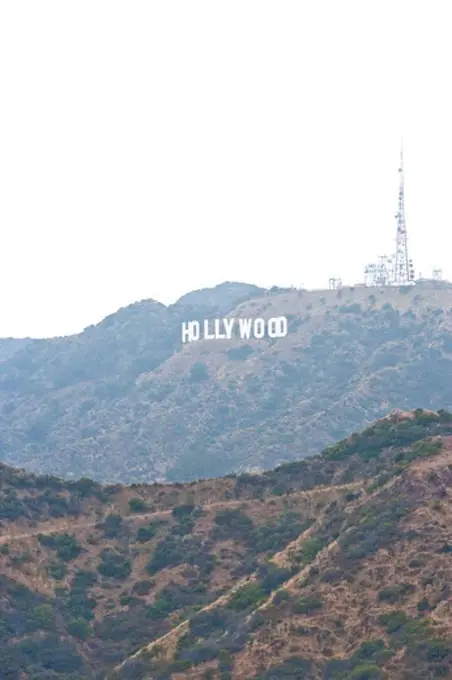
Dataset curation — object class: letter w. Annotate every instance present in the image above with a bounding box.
[238,318,252,339]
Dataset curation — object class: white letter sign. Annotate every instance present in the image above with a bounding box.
[268,316,288,338]
[253,318,265,338]
[181,316,289,343]
[238,318,252,339]
[203,320,215,340]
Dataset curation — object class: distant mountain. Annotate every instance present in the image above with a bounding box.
[0,338,31,362]
[2,409,452,679]
[172,281,266,317]
[1,280,452,482]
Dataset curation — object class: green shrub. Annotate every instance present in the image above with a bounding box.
[339,303,362,313]
[292,536,327,565]
[377,582,415,603]
[102,513,123,537]
[146,534,212,575]
[227,583,266,611]
[188,609,230,640]
[213,508,254,542]
[119,594,141,607]
[347,664,381,679]
[258,564,292,594]
[344,490,361,501]
[38,533,81,561]
[250,512,312,553]
[424,639,452,661]
[47,562,67,580]
[68,617,91,639]
[172,503,195,519]
[417,597,430,612]
[379,611,431,640]
[97,549,131,579]
[136,524,158,542]
[72,569,97,589]
[273,588,291,605]
[293,593,323,614]
[227,345,253,360]
[189,362,209,382]
[69,477,102,498]
[340,498,411,561]
[255,656,312,678]
[132,580,153,596]
[128,497,149,513]
[146,598,172,620]
[31,604,54,629]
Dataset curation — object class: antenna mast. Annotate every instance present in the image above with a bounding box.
[394,140,414,284]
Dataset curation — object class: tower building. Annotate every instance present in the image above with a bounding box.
[393,141,415,284]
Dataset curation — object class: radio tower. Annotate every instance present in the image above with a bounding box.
[393,140,414,284]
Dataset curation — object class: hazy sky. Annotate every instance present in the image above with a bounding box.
[1,2,451,338]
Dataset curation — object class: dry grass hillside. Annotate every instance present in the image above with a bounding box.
[2,408,452,678]
[2,280,452,483]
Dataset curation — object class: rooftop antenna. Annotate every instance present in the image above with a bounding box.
[394,138,415,284]
[328,277,342,289]
[432,268,443,280]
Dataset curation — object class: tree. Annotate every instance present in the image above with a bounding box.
[189,362,209,382]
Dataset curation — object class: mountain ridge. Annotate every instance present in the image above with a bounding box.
[1,280,452,483]
[2,409,452,679]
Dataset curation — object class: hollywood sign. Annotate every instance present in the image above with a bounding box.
[181,316,288,343]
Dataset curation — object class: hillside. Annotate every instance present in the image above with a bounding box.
[2,280,452,482]
[1,409,452,679]
[0,338,32,362]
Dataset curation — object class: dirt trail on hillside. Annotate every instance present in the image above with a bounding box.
[0,519,101,544]
[0,505,199,545]
[108,534,342,678]
[108,483,362,677]
[0,483,360,545]
[0,500,260,545]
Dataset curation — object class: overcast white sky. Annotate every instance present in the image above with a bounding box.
[1,1,451,338]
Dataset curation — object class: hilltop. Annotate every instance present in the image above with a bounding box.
[1,280,452,482]
[2,409,452,679]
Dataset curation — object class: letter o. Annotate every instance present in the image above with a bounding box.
[253,318,265,339]
[268,316,287,338]
[268,317,278,338]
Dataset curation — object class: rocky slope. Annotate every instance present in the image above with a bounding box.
[1,280,452,482]
[2,409,452,679]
